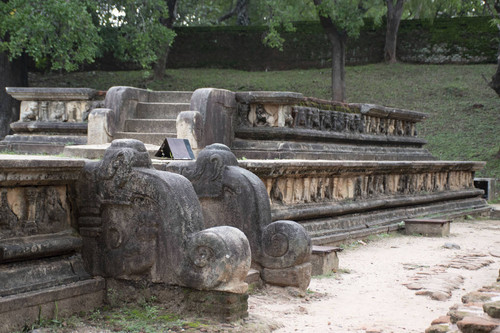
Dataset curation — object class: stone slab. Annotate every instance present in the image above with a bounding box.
[311,245,343,276]
[261,262,312,291]
[62,143,160,159]
[405,219,452,237]
[0,277,104,333]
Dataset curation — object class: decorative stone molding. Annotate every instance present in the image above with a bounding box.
[6,87,101,123]
[0,155,104,332]
[76,139,251,293]
[235,92,426,139]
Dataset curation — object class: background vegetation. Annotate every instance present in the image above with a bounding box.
[29,63,500,179]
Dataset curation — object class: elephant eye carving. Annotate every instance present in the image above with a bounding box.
[192,246,214,267]
[108,226,122,249]
[265,232,289,257]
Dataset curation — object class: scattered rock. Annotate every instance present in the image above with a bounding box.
[484,301,500,319]
[462,292,500,304]
[432,291,451,301]
[443,243,461,250]
[431,316,451,325]
[444,253,494,270]
[448,305,484,323]
[456,316,500,333]
[425,324,451,333]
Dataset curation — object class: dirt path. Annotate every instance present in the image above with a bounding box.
[249,218,500,333]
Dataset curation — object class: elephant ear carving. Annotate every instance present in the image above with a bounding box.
[185,150,230,198]
[99,149,134,188]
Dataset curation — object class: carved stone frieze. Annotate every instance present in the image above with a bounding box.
[0,186,70,239]
[264,171,475,206]
[19,100,94,122]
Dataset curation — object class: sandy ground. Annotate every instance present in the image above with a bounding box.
[248,217,500,333]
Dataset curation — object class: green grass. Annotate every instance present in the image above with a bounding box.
[29,63,500,178]
[21,302,207,333]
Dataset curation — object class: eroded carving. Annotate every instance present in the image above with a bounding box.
[0,186,70,239]
[77,139,251,293]
[168,144,312,290]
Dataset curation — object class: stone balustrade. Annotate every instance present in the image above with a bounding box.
[2,87,104,154]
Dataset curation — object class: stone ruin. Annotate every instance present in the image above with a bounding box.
[1,87,104,154]
[76,139,251,294]
[0,138,312,331]
[164,143,312,290]
[0,85,494,331]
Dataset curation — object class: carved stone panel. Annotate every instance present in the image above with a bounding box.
[0,186,71,239]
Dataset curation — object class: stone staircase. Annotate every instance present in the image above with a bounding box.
[113,91,192,146]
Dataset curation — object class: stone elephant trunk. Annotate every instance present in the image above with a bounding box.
[76,139,251,294]
[165,143,312,291]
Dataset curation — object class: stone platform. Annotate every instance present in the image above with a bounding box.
[405,218,452,237]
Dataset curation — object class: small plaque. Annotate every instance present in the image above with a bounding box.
[155,138,195,159]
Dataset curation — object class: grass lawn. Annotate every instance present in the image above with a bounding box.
[29,63,500,179]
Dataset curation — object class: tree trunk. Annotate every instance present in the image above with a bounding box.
[153,0,178,80]
[314,1,347,102]
[219,0,251,25]
[384,0,405,64]
[0,52,28,140]
[489,54,500,97]
[329,31,346,102]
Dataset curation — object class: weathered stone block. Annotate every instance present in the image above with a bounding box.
[0,278,104,333]
[166,143,312,291]
[261,262,312,291]
[77,139,251,294]
[456,316,500,333]
[484,301,500,319]
[185,289,249,322]
[310,245,342,276]
[405,219,451,237]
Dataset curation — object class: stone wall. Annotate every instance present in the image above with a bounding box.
[0,155,104,333]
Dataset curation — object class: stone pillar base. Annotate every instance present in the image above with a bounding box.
[185,289,249,322]
[261,262,312,291]
[105,279,248,322]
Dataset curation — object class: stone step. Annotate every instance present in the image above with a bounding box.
[125,119,177,133]
[113,132,175,146]
[136,102,190,119]
[147,91,192,103]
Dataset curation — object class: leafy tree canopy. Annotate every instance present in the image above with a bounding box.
[0,0,175,71]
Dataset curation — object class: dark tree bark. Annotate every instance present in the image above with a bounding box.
[489,54,500,97]
[0,52,28,140]
[218,0,250,26]
[153,0,179,80]
[384,0,405,64]
[314,0,347,102]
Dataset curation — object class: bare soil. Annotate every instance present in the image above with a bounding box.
[33,217,500,333]
[248,218,500,333]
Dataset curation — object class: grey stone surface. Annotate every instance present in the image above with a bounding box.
[0,278,104,333]
[405,219,451,237]
[190,88,237,149]
[77,139,251,293]
[0,154,104,332]
[6,87,97,101]
[166,143,312,290]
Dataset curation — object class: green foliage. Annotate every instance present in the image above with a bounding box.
[0,0,174,71]
[0,0,101,71]
[260,0,385,50]
[98,0,175,69]
[403,0,484,19]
